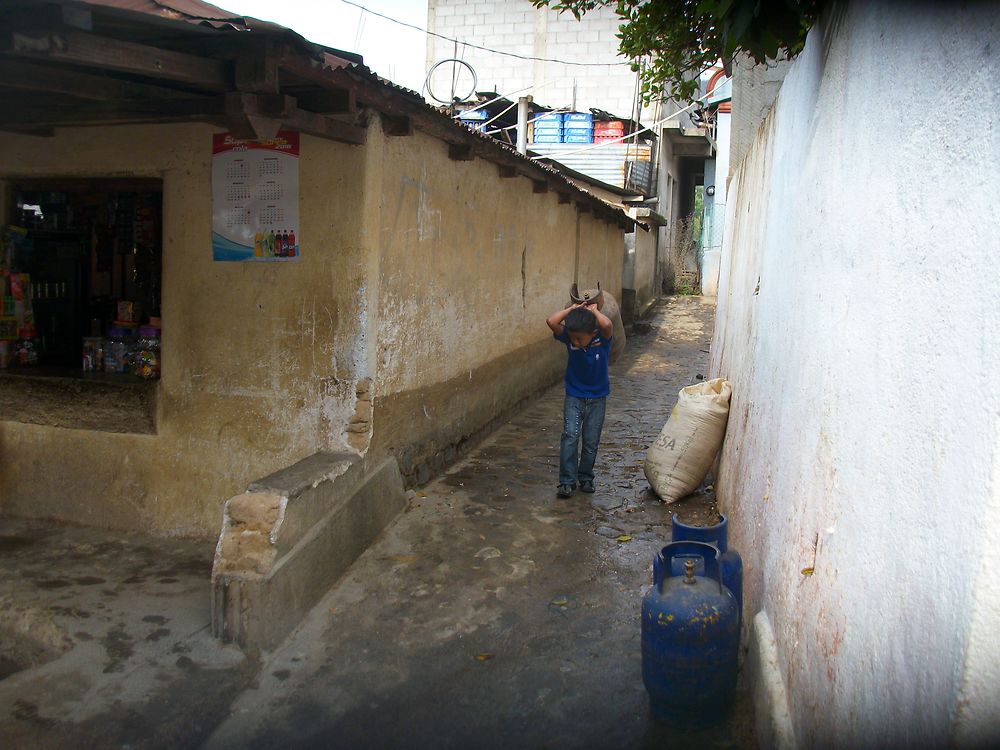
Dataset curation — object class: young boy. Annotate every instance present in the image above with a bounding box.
[546,300,614,498]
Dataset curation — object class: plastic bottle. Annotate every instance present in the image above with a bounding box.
[288,229,296,257]
[133,325,161,380]
[104,326,130,373]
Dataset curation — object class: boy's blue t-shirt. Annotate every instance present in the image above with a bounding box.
[554,330,612,398]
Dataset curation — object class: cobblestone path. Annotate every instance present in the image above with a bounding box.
[205,295,755,750]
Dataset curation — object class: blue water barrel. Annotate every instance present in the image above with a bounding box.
[532,123,564,135]
[532,133,563,144]
[641,541,739,727]
[563,112,594,123]
[563,133,593,143]
[668,513,744,621]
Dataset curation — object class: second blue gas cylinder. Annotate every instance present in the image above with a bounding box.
[668,513,743,622]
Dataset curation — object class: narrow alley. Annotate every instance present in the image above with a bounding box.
[205,294,753,750]
[0,295,753,749]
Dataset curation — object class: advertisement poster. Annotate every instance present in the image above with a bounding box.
[211,131,300,261]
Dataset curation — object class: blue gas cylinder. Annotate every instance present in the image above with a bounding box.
[641,541,739,727]
[668,513,744,622]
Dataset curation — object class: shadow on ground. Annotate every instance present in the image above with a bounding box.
[205,295,755,750]
[0,296,752,750]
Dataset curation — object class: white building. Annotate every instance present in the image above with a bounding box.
[425,0,653,122]
[712,2,1000,747]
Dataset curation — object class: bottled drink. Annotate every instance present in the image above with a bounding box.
[104,327,130,373]
[133,325,160,380]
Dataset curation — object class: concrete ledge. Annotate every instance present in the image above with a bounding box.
[747,609,797,750]
[211,453,406,652]
[0,369,157,433]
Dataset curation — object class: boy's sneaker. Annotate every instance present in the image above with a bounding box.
[556,484,574,498]
[579,480,595,493]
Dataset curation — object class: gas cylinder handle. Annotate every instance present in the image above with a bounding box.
[655,541,723,595]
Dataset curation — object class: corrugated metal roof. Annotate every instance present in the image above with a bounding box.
[529,143,652,190]
[2,0,632,228]
[77,0,254,29]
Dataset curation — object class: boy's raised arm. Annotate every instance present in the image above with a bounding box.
[547,305,575,335]
[592,306,613,339]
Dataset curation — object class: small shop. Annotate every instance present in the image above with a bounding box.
[2,180,162,381]
[0,0,629,546]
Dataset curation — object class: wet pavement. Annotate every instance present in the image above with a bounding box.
[205,294,754,750]
[0,295,755,749]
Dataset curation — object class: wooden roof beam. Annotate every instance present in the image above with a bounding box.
[225,92,365,145]
[2,30,231,91]
[0,59,211,102]
[0,97,227,130]
[296,89,356,115]
[0,90,365,144]
[235,40,280,95]
[380,114,412,136]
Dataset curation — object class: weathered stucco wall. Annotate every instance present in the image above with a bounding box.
[0,116,625,536]
[0,123,370,537]
[630,225,656,312]
[370,126,623,483]
[711,3,1000,748]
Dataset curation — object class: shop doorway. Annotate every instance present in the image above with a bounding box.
[3,179,162,373]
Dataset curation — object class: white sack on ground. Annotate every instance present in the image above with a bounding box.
[644,378,732,503]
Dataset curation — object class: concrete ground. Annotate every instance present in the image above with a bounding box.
[0,522,249,749]
[0,295,755,749]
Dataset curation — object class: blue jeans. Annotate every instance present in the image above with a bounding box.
[559,395,607,486]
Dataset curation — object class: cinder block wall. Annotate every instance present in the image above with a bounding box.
[426,0,655,121]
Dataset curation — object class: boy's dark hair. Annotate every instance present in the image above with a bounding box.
[564,307,597,333]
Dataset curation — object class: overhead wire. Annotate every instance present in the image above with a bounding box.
[337,0,631,68]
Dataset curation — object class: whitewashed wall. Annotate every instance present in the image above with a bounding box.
[711,3,1000,748]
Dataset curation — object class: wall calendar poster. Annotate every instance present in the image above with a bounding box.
[211,131,300,261]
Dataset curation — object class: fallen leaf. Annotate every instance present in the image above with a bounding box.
[475,652,495,662]
[616,534,633,543]
[416,492,428,497]
[801,567,814,576]
[384,555,419,563]
[550,597,568,607]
